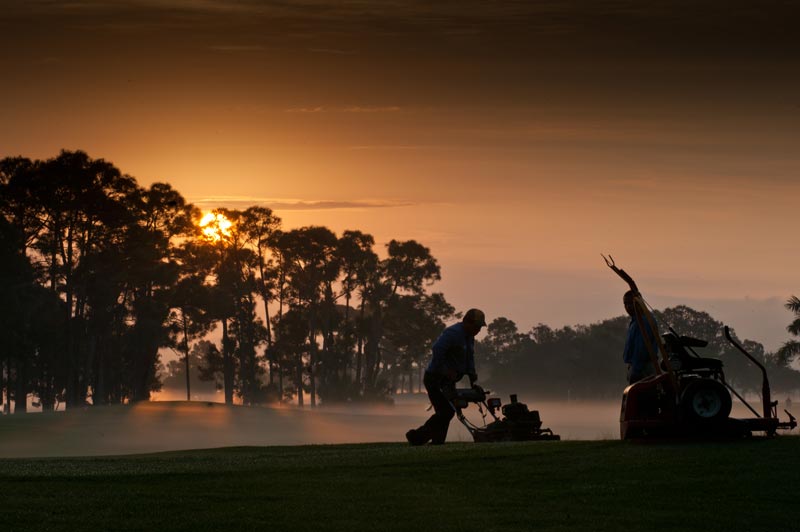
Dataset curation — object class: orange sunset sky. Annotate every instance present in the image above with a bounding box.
[3,1,799,350]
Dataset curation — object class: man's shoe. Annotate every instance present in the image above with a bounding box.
[405,429,425,446]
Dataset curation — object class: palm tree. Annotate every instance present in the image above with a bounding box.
[777,296,800,365]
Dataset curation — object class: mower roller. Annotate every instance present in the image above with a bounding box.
[604,255,797,439]
[445,385,560,442]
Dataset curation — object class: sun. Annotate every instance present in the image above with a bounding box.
[198,211,233,242]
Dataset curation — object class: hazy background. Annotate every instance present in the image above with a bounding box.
[3,0,799,350]
[3,392,792,457]
[0,399,618,456]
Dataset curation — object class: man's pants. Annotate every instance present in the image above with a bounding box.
[411,372,456,444]
[627,361,656,384]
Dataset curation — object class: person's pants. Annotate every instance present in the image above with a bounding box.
[411,372,456,444]
[627,361,655,385]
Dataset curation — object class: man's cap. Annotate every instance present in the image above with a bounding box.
[464,308,487,327]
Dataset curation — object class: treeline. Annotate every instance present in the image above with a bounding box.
[476,305,800,400]
[1,150,456,413]
[3,150,799,414]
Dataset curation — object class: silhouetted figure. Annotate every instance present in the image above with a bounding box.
[406,308,486,445]
[623,290,657,384]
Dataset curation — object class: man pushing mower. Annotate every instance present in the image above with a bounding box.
[405,308,486,445]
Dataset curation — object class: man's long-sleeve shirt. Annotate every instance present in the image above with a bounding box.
[623,317,659,375]
[426,322,475,381]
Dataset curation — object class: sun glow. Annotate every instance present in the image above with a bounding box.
[199,211,233,242]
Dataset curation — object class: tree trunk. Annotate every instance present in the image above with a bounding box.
[296,354,304,407]
[64,226,78,409]
[278,363,284,403]
[2,358,8,414]
[356,299,365,390]
[259,282,274,385]
[93,334,106,406]
[268,353,275,386]
[182,310,191,401]
[309,336,317,408]
[42,370,55,411]
[308,310,317,408]
[222,318,234,405]
[14,357,28,414]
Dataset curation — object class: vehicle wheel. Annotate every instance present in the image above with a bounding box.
[680,379,732,423]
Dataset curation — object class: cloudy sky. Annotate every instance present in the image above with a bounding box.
[3,0,799,349]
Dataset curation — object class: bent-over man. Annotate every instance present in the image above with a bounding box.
[406,308,486,445]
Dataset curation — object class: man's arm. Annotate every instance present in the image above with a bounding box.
[467,338,477,385]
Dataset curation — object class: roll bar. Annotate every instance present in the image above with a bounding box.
[723,325,773,419]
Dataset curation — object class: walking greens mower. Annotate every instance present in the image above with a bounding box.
[446,385,560,442]
[604,255,796,439]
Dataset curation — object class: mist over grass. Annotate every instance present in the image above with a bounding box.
[4,389,792,458]
[0,398,625,458]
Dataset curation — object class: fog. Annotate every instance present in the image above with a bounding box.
[1,390,791,458]
[0,396,622,458]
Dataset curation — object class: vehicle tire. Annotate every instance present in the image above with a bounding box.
[680,378,732,423]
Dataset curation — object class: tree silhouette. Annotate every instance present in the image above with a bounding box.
[0,151,199,409]
[7,150,793,412]
[0,216,41,412]
[482,317,524,368]
[382,292,456,393]
[240,206,281,382]
[202,208,269,405]
[277,226,339,406]
[360,240,441,396]
[777,296,800,366]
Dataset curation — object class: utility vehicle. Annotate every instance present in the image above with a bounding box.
[604,255,796,439]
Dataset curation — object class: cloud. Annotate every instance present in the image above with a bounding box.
[270,200,413,211]
[308,47,356,55]
[284,105,401,113]
[346,145,426,151]
[283,106,326,113]
[190,196,413,211]
[207,44,266,52]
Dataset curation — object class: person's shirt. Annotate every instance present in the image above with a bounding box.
[623,315,659,374]
[426,322,475,380]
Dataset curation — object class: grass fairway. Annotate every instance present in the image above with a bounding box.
[1,438,798,532]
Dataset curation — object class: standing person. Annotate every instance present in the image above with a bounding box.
[406,308,486,445]
[622,290,658,384]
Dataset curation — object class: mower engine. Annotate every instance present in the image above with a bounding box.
[449,387,560,442]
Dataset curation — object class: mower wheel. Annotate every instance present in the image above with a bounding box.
[680,378,732,423]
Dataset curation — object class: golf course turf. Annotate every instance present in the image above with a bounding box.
[1,437,798,531]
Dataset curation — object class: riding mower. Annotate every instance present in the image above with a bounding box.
[446,385,560,442]
[604,255,796,439]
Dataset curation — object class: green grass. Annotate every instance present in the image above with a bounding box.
[1,438,798,532]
